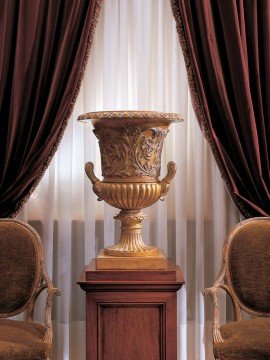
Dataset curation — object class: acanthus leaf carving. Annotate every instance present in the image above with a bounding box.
[94,126,168,179]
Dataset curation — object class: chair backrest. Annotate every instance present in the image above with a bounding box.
[225,217,270,316]
[0,219,43,318]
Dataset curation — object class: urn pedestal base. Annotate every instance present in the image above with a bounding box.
[78,259,184,360]
[96,248,166,270]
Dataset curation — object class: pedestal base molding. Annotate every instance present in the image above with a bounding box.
[96,248,166,270]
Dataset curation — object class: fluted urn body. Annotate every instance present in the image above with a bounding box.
[78,111,183,257]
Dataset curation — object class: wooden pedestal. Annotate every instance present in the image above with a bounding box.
[78,259,184,360]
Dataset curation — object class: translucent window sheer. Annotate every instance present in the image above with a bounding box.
[18,1,240,359]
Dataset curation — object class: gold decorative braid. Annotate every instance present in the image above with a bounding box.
[11,0,103,218]
[170,0,251,218]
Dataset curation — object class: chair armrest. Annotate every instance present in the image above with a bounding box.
[43,286,61,344]
[39,260,61,344]
[203,286,225,343]
[27,278,60,344]
[26,284,48,322]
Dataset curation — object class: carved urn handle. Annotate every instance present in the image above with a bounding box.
[85,162,103,201]
[159,161,177,200]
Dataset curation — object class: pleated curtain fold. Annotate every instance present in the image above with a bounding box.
[0,0,102,217]
[171,0,270,217]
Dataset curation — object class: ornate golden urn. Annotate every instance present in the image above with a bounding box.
[78,111,183,268]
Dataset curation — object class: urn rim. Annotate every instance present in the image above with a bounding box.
[77,110,183,123]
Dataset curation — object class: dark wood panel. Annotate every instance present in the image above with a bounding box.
[79,259,184,360]
[99,305,163,360]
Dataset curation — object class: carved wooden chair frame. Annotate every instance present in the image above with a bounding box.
[0,219,60,360]
[203,217,270,359]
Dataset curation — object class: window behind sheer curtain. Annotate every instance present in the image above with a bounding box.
[18,1,239,359]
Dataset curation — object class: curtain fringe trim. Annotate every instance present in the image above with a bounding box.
[12,0,103,218]
[170,0,251,218]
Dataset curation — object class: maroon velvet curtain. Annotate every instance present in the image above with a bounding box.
[171,0,270,217]
[0,0,102,217]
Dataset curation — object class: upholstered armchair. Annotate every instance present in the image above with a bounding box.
[0,219,60,360]
[203,217,270,360]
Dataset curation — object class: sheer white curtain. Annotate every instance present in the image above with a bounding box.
[18,1,240,359]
